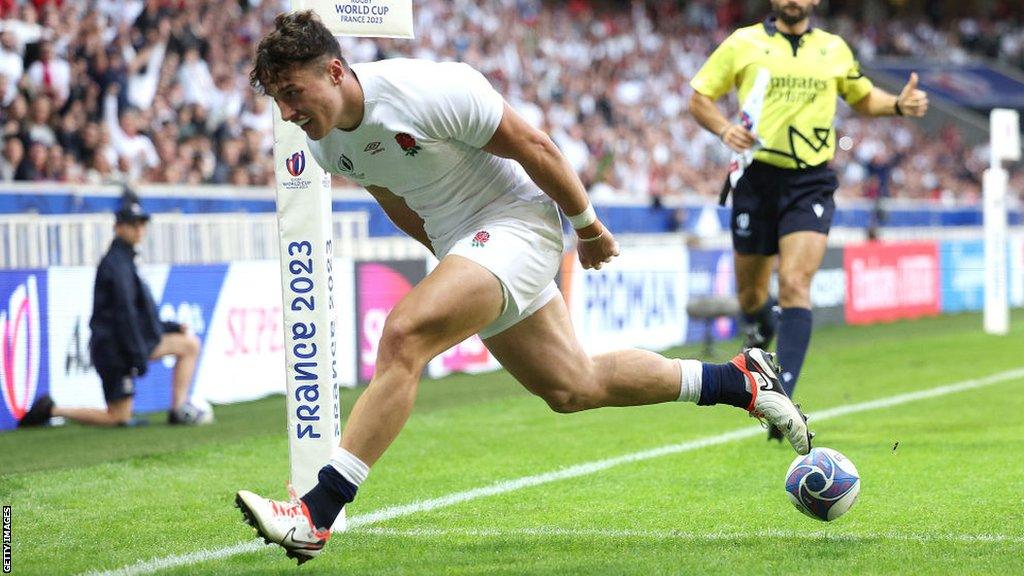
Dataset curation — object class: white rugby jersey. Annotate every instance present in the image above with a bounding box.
[308,58,552,251]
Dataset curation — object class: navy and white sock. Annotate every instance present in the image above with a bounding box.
[776,307,813,397]
[300,447,369,530]
[676,359,752,409]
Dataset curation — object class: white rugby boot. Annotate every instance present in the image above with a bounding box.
[731,348,813,455]
[235,487,330,565]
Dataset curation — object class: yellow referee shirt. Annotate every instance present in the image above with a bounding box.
[691,18,874,169]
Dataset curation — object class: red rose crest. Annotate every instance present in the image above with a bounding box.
[471,230,490,247]
[395,132,421,156]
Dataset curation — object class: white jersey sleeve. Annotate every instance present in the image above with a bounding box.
[412,62,504,148]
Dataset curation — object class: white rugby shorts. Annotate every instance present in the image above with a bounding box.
[440,201,564,338]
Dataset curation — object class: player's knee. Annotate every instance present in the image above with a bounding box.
[185,334,201,357]
[778,272,812,304]
[376,315,428,371]
[538,388,586,413]
[738,290,766,313]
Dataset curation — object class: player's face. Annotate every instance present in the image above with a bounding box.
[268,61,344,141]
[770,0,818,26]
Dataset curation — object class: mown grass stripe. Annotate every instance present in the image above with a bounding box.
[86,366,1024,576]
[357,526,1024,544]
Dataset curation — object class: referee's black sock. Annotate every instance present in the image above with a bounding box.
[776,307,813,397]
[742,297,779,346]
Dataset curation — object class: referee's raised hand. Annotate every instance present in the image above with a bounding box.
[897,72,929,117]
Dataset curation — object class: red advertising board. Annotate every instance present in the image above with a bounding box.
[845,241,941,325]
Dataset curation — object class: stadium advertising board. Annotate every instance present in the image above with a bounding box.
[768,247,846,327]
[0,272,47,431]
[568,244,688,353]
[938,239,1024,313]
[845,241,941,324]
[354,260,425,384]
[144,265,226,410]
[685,248,735,344]
[940,240,986,313]
[42,261,357,425]
[811,247,846,326]
[192,261,285,403]
[194,259,358,402]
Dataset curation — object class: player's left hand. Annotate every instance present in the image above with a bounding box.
[897,72,929,117]
[576,224,620,270]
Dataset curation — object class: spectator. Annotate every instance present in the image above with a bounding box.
[0,134,22,180]
[24,39,70,106]
[103,82,158,181]
[0,0,1016,203]
[0,30,23,87]
[14,139,46,180]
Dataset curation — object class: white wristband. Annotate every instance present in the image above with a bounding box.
[567,205,597,230]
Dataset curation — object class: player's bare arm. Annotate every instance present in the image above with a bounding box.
[851,72,929,118]
[689,90,757,153]
[364,185,433,254]
[482,102,619,270]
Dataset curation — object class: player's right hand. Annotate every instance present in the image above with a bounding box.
[720,124,757,153]
[576,224,620,270]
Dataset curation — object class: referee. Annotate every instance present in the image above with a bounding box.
[689,0,928,439]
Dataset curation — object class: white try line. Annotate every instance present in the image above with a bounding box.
[87,366,1024,576]
[357,526,1024,544]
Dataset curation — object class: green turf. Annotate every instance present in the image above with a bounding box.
[3,310,1023,575]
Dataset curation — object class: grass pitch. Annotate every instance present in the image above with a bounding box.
[3,310,1023,575]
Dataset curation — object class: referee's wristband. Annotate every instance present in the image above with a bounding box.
[894,98,904,116]
[567,205,597,230]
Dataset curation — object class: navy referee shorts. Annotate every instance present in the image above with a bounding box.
[730,160,839,256]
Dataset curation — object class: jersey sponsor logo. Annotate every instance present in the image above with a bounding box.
[471,230,490,247]
[335,154,365,179]
[285,151,306,177]
[395,133,422,156]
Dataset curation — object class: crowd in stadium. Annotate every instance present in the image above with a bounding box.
[0,0,1021,204]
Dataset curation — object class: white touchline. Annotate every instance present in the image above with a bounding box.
[86,366,1024,576]
[356,526,1024,544]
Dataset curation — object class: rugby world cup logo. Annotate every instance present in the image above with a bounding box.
[286,151,306,177]
[1,275,41,421]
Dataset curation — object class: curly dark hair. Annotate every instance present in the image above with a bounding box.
[250,10,347,93]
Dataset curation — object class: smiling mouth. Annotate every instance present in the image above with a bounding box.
[294,117,310,127]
